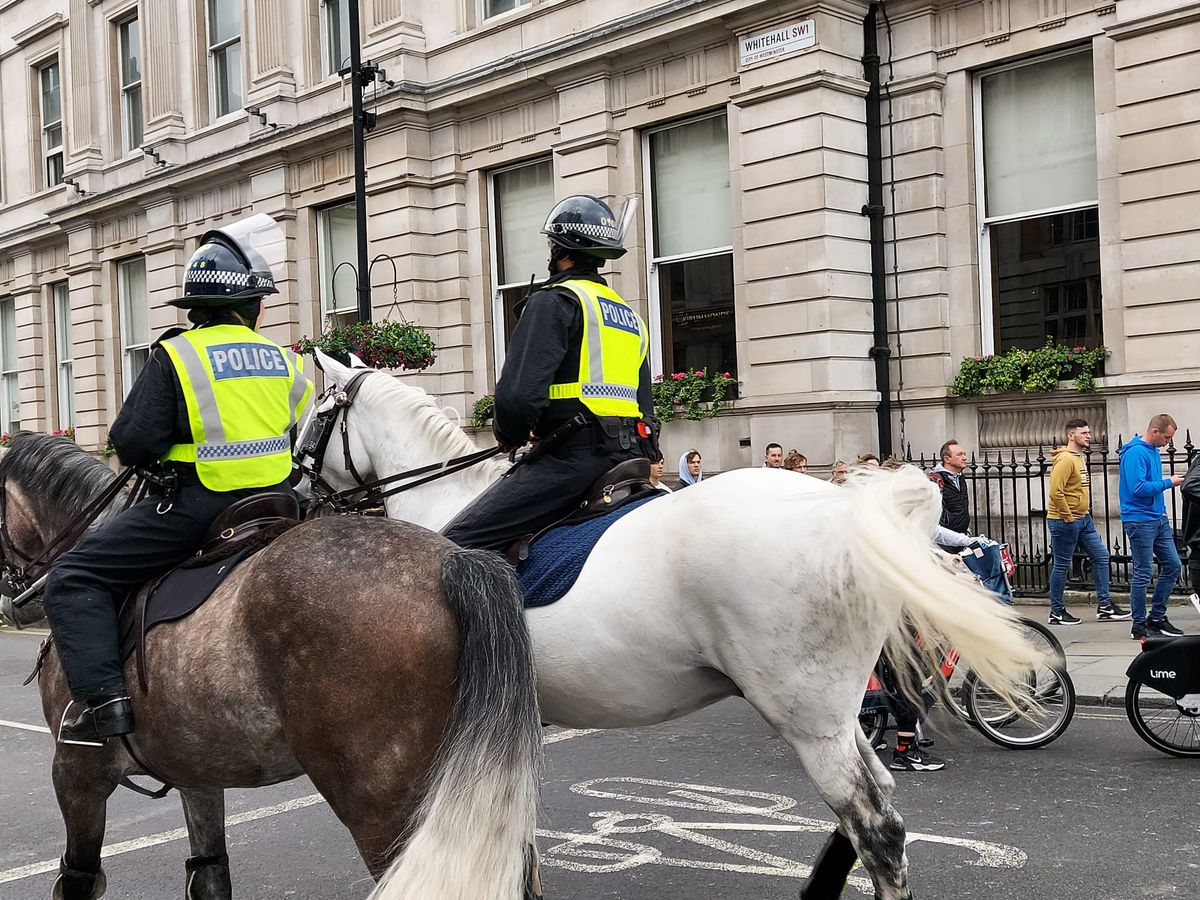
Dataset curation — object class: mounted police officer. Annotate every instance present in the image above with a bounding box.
[43,213,312,746]
[443,195,657,553]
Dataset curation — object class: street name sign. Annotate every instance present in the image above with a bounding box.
[739,20,817,68]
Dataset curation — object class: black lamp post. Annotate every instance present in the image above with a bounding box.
[347,0,373,324]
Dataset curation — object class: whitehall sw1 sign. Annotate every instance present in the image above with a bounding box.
[739,20,817,67]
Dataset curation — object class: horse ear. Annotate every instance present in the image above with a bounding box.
[346,352,370,370]
[312,348,352,387]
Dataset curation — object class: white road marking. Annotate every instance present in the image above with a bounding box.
[0,718,49,734]
[545,728,601,744]
[0,794,325,885]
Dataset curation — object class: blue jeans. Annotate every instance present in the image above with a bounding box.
[1048,515,1110,614]
[1125,516,1182,626]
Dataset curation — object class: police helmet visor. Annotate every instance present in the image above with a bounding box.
[210,213,287,281]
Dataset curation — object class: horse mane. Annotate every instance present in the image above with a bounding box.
[359,375,507,479]
[0,433,117,530]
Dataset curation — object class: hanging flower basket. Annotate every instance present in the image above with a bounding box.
[293,320,437,371]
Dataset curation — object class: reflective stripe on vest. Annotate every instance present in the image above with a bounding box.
[160,325,313,491]
[548,279,648,419]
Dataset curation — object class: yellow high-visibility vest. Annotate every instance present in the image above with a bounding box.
[548,279,648,419]
[160,324,313,491]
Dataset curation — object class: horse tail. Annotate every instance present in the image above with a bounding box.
[843,466,1045,710]
[371,548,542,900]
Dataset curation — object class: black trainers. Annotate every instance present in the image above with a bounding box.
[1131,623,1147,641]
[1146,617,1184,637]
[58,696,134,746]
[890,747,946,771]
[1097,604,1131,621]
[1048,610,1081,626]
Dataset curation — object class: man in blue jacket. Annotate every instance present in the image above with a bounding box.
[1118,414,1186,640]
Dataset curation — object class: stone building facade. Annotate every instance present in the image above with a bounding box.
[0,0,1196,472]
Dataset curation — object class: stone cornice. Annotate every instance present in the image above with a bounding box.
[1105,2,1200,40]
[882,72,947,99]
[10,12,65,48]
[731,70,869,107]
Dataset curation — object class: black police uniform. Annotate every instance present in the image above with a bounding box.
[41,313,291,707]
[441,266,654,553]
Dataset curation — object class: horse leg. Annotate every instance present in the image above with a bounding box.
[804,725,902,897]
[179,789,232,900]
[50,750,119,899]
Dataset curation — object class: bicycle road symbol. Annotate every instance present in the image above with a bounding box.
[537,777,1027,896]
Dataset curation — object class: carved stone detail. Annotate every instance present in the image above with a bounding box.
[1038,0,1067,29]
[645,62,665,108]
[934,6,958,58]
[67,0,99,161]
[977,399,1108,450]
[983,0,1011,45]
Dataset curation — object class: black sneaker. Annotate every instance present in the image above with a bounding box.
[1146,617,1184,637]
[890,747,946,771]
[1131,623,1147,641]
[1097,604,1131,621]
[1048,610,1081,626]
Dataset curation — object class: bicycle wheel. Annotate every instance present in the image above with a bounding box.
[1125,678,1200,758]
[964,662,1076,749]
[1015,617,1068,667]
[859,710,887,749]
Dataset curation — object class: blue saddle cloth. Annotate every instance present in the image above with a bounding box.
[518,494,661,608]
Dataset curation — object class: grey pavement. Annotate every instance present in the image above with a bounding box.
[1012,597,1200,705]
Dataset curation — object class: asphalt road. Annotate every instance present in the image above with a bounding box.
[2,626,1198,900]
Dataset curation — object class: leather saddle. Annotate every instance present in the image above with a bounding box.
[119,491,301,691]
[508,458,656,564]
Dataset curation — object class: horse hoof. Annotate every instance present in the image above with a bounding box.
[51,866,106,900]
[185,853,232,900]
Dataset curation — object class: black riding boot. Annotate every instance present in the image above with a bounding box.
[58,693,134,746]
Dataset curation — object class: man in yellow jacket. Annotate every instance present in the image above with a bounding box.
[1046,418,1128,625]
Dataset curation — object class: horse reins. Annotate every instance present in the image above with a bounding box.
[0,466,143,609]
[295,370,504,515]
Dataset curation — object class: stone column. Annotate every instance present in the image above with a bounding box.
[6,252,48,434]
[142,197,190,335]
[142,0,186,143]
[249,0,296,95]
[64,227,109,452]
[67,0,102,168]
[247,162,301,343]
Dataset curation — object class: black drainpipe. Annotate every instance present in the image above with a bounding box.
[862,3,893,459]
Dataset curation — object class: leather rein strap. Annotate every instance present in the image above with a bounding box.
[295,369,503,515]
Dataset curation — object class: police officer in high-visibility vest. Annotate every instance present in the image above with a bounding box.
[44,213,312,746]
[443,195,656,552]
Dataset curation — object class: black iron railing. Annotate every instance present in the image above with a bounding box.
[906,433,1195,597]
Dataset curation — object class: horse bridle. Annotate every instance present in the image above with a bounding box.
[294,369,503,516]
[0,467,142,610]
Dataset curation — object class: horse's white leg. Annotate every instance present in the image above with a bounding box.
[749,697,911,900]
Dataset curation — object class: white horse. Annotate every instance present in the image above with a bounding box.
[307,355,1041,900]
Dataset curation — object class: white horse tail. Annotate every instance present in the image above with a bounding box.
[843,466,1045,710]
[371,549,542,900]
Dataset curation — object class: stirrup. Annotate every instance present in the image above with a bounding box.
[57,698,133,747]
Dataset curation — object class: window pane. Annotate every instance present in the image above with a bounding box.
[982,53,1097,219]
[120,19,141,87]
[54,283,72,360]
[485,0,529,17]
[993,209,1102,353]
[3,374,18,432]
[650,115,732,259]
[214,42,243,116]
[126,85,144,151]
[44,123,63,150]
[120,259,149,346]
[0,301,17,373]
[327,0,352,74]
[40,63,61,124]
[321,204,359,313]
[208,0,241,46]
[46,152,64,187]
[494,160,553,287]
[659,253,737,377]
[58,361,74,429]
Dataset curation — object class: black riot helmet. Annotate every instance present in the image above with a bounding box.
[170,213,284,309]
[541,195,637,261]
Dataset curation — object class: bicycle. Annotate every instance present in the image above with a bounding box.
[860,541,1076,750]
[1124,593,1200,758]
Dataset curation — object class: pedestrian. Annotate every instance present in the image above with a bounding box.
[856,453,881,470]
[1182,451,1200,600]
[650,453,673,493]
[1119,414,1186,639]
[928,440,970,536]
[675,449,703,490]
[1046,419,1127,626]
[763,443,783,468]
[830,461,849,485]
[782,450,807,473]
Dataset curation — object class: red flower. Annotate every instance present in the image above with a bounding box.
[722,372,731,378]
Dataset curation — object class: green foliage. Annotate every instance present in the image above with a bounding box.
[471,394,495,429]
[293,320,437,371]
[651,369,738,422]
[951,340,1109,397]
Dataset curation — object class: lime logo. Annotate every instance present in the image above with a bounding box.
[1150,669,1176,679]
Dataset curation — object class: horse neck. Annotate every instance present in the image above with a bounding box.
[352,380,503,531]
